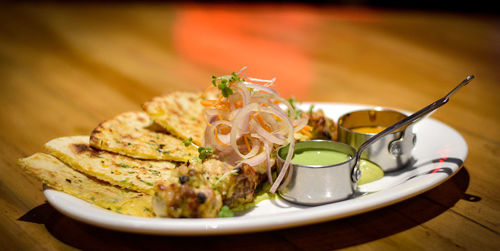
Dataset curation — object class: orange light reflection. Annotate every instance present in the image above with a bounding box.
[172,5,320,99]
[172,5,381,99]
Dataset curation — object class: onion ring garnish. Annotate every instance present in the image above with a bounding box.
[201,68,307,193]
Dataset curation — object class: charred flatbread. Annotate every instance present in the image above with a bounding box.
[18,153,154,217]
[45,136,177,195]
[142,91,217,145]
[90,111,198,162]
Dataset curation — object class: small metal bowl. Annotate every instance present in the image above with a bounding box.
[276,76,474,206]
[276,140,359,205]
[338,108,416,172]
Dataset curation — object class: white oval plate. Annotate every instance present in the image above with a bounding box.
[44,103,467,235]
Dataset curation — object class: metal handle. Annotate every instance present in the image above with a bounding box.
[352,75,474,176]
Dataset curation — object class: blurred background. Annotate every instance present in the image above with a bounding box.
[1,1,497,102]
[1,1,498,131]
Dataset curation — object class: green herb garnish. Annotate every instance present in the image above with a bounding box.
[198,147,214,160]
[211,183,218,190]
[191,157,202,163]
[308,104,315,114]
[183,137,193,146]
[211,72,244,98]
[140,180,154,186]
[231,72,244,82]
[218,82,233,97]
[119,163,132,168]
[148,169,161,176]
[287,97,303,119]
[211,75,217,86]
[218,205,234,217]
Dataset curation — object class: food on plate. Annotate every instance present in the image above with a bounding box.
[43,133,263,217]
[289,148,350,166]
[308,109,338,140]
[152,162,223,218]
[201,71,311,193]
[196,159,263,207]
[18,153,154,217]
[45,136,177,195]
[357,159,384,185]
[19,68,341,218]
[350,126,386,134]
[89,111,198,162]
[152,159,262,217]
[153,180,222,218]
[142,91,218,146]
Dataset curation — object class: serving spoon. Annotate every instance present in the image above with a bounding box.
[351,75,475,181]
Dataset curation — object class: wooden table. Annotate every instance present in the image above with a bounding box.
[1,3,498,250]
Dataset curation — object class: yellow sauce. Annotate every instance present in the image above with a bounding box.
[351,126,386,134]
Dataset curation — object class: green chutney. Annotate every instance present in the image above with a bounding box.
[357,159,384,185]
[290,149,351,166]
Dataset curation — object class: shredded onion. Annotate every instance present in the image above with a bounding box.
[202,68,308,193]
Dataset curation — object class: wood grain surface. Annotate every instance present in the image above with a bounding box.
[1,3,498,250]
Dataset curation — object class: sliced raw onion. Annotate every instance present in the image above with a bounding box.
[250,117,286,145]
[202,68,308,193]
[241,82,278,95]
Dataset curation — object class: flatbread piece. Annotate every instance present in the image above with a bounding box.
[18,153,154,217]
[142,91,216,145]
[90,111,197,162]
[45,136,178,195]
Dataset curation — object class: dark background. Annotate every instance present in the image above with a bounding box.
[1,0,498,14]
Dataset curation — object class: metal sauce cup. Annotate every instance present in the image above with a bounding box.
[276,75,474,205]
[277,140,358,205]
[338,109,416,172]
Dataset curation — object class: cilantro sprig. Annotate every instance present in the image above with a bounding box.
[198,147,214,160]
[183,137,193,147]
[218,205,234,217]
[218,81,233,97]
[230,72,244,82]
[211,72,245,98]
[288,97,303,119]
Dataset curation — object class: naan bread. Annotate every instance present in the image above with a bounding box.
[18,153,154,217]
[45,136,177,195]
[142,91,217,145]
[90,111,197,162]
